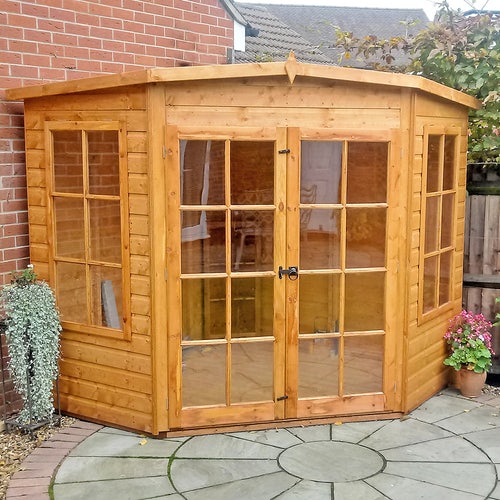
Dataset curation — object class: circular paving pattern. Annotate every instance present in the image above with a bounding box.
[278,441,385,482]
[51,392,500,500]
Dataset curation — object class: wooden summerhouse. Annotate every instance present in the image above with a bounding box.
[7,56,480,435]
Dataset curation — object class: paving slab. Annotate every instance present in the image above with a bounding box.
[52,476,175,500]
[56,456,168,483]
[68,431,183,457]
[409,392,482,423]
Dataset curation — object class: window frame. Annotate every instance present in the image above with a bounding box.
[418,125,461,324]
[45,121,131,340]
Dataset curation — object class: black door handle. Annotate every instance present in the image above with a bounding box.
[278,266,299,280]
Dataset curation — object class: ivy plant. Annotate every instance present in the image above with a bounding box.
[1,266,61,425]
[334,1,499,165]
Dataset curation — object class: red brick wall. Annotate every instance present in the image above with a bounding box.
[0,0,234,415]
[0,0,234,285]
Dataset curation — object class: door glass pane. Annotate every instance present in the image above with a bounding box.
[443,136,455,191]
[439,251,452,306]
[53,130,83,193]
[89,199,122,263]
[181,140,225,205]
[90,265,123,329]
[427,135,441,192]
[299,338,339,398]
[441,193,454,248]
[344,335,383,394]
[232,210,273,272]
[425,196,439,253]
[182,344,226,407]
[299,274,340,335]
[300,209,340,270]
[232,277,273,338]
[182,278,226,341]
[346,207,386,268]
[347,142,387,203]
[423,256,438,313]
[88,130,120,196]
[54,197,85,259]
[56,262,87,323]
[231,342,273,403]
[182,210,226,274]
[301,141,342,204]
[230,141,274,205]
[345,272,384,331]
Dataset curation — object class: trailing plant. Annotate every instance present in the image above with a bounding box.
[443,310,494,373]
[1,265,61,424]
[334,1,500,165]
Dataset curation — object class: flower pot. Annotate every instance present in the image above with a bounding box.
[459,368,487,397]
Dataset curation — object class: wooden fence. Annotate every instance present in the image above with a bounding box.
[462,166,500,373]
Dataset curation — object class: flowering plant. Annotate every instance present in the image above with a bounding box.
[443,310,494,373]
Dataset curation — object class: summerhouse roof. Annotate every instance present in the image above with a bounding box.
[6,55,481,110]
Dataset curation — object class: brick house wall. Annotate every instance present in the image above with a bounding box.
[0,0,236,417]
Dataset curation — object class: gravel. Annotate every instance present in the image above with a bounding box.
[0,416,75,499]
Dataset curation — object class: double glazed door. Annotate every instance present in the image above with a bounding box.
[166,127,401,430]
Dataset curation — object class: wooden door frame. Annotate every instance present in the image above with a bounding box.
[163,126,405,431]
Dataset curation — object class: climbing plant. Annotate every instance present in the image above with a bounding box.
[334,1,500,165]
[1,266,61,425]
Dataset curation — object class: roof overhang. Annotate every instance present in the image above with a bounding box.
[6,54,481,110]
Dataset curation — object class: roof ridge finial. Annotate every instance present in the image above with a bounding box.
[285,51,299,84]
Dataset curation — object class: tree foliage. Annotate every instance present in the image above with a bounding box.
[334,2,499,164]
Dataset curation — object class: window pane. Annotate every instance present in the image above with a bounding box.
[89,199,122,264]
[88,130,120,196]
[441,193,454,248]
[425,196,439,253]
[231,342,273,403]
[54,197,85,259]
[232,277,273,338]
[346,207,386,268]
[344,335,383,394]
[301,141,342,204]
[231,141,274,205]
[56,262,87,323]
[299,338,339,398]
[427,135,441,193]
[299,274,340,335]
[182,278,226,341]
[347,142,387,203]
[53,130,83,193]
[182,344,226,407]
[182,210,226,273]
[232,210,273,272]
[90,266,123,329]
[443,135,456,191]
[439,251,452,306]
[345,272,384,331]
[181,140,225,205]
[300,209,340,270]
[423,256,438,313]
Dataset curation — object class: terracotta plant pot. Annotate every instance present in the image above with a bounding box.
[459,368,487,398]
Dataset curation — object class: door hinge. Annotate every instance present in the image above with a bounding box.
[164,269,168,280]
[166,397,169,410]
[162,145,167,159]
[278,149,290,154]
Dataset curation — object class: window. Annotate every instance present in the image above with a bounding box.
[47,122,130,338]
[420,128,459,320]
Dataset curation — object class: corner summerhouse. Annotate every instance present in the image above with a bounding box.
[6,56,480,435]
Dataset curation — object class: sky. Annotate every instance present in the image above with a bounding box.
[239,0,500,20]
